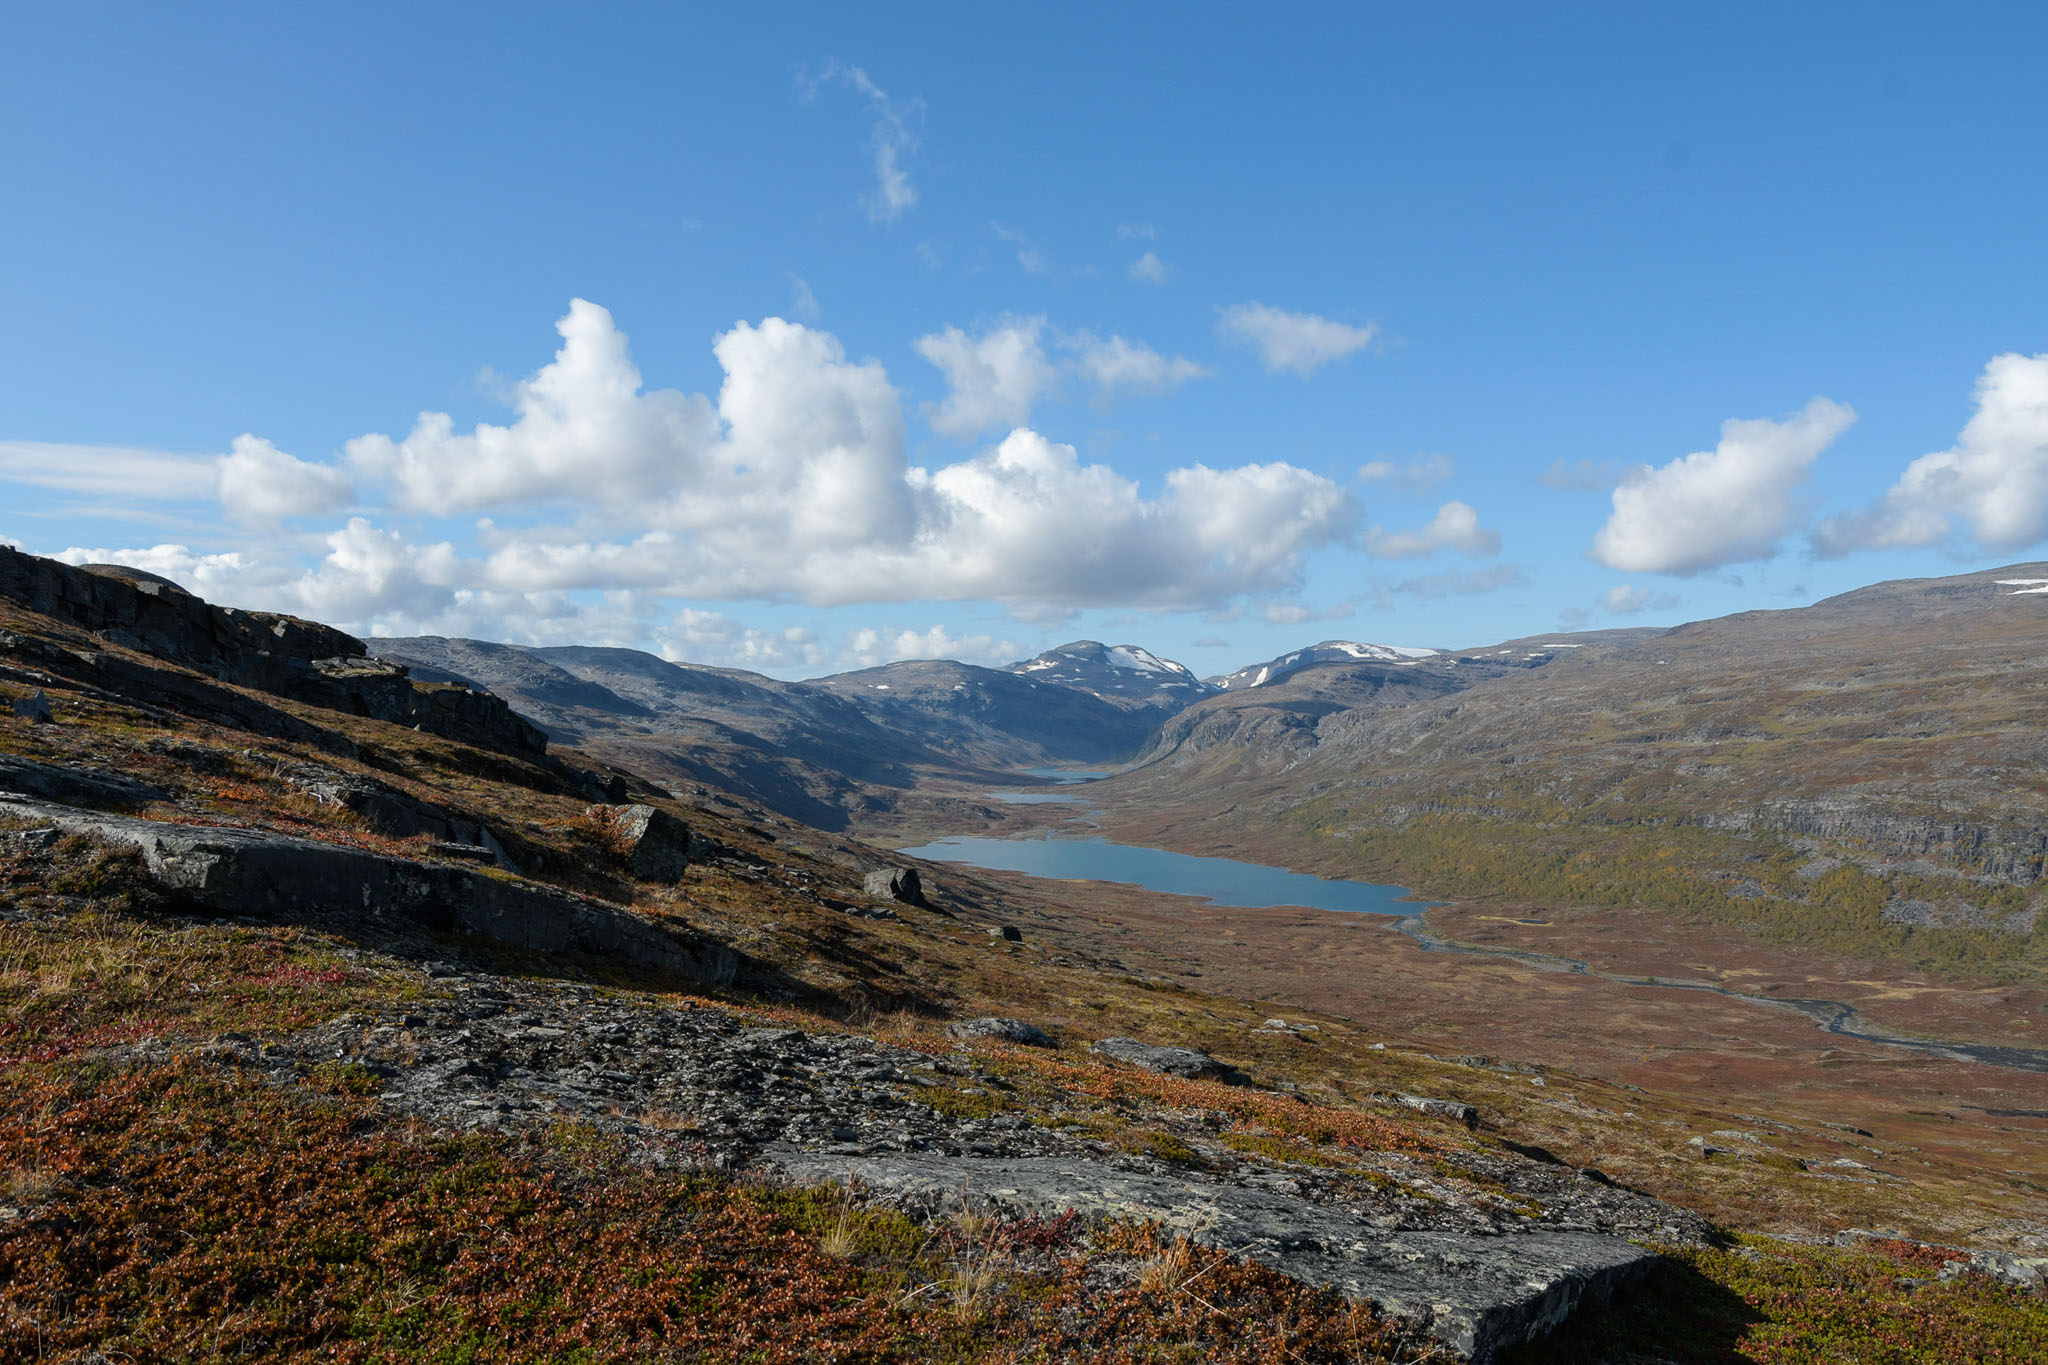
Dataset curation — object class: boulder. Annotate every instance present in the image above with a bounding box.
[1397,1094,1479,1127]
[1091,1036,1249,1086]
[0,794,736,988]
[607,803,693,882]
[863,866,929,908]
[9,688,53,723]
[947,1017,1055,1048]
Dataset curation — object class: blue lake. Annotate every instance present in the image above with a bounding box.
[894,833,1430,917]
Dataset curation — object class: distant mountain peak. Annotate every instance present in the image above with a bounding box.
[1212,639,1441,690]
[1007,640,1213,708]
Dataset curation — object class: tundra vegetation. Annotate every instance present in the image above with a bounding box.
[1,555,2045,1360]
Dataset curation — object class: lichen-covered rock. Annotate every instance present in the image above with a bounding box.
[947,1017,1055,1047]
[1092,1037,1248,1086]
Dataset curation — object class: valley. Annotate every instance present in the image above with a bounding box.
[4,544,2046,1361]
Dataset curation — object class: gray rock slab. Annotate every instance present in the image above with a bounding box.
[1092,1036,1248,1085]
[0,794,734,986]
[947,1017,1055,1047]
[767,1147,1655,1362]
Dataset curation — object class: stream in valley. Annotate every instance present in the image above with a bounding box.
[900,769,2048,1077]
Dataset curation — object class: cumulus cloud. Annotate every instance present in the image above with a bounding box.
[1217,303,1377,376]
[1366,500,1500,558]
[336,300,1349,615]
[839,625,1022,670]
[1128,251,1168,284]
[35,300,1358,645]
[658,608,831,672]
[1064,332,1208,400]
[1812,353,2048,556]
[217,435,353,523]
[915,317,1059,437]
[1357,453,1454,495]
[347,299,723,514]
[1590,397,1855,575]
[53,543,266,603]
[1600,583,1680,614]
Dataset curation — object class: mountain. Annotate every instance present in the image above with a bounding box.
[1007,640,1215,709]
[808,657,1165,766]
[1210,639,1444,690]
[1097,564,2048,977]
[375,637,1189,828]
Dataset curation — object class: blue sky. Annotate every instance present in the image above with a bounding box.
[3,3,2045,678]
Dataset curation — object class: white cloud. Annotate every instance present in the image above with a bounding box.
[0,440,219,499]
[44,301,1358,643]
[217,435,353,523]
[1116,223,1156,241]
[914,316,1059,438]
[347,299,722,514]
[53,543,265,602]
[1217,303,1377,376]
[1590,397,1855,575]
[804,64,920,222]
[991,223,1050,276]
[1600,583,1679,614]
[1128,251,1168,284]
[657,608,831,672]
[1064,332,1208,400]
[1366,500,1500,558]
[1812,353,2048,556]
[839,625,1022,670]
[1357,453,1454,495]
[788,274,821,322]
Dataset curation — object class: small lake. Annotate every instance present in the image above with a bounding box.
[895,833,1430,917]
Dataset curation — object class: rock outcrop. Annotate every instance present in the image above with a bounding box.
[947,1017,1055,1047]
[0,795,735,986]
[236,975,1701,1362]
[0,546,546,759]
[1091,1037,1249,1086]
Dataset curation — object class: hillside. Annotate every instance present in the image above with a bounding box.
[4,545,2046,1361]
[1082,565,2048,982]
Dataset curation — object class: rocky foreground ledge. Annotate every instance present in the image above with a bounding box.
[0,795,736,987]
[194,968,1708,1362]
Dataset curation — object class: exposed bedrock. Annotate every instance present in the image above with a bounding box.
[771,1148,1655,1363]
[0,795,735,987]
